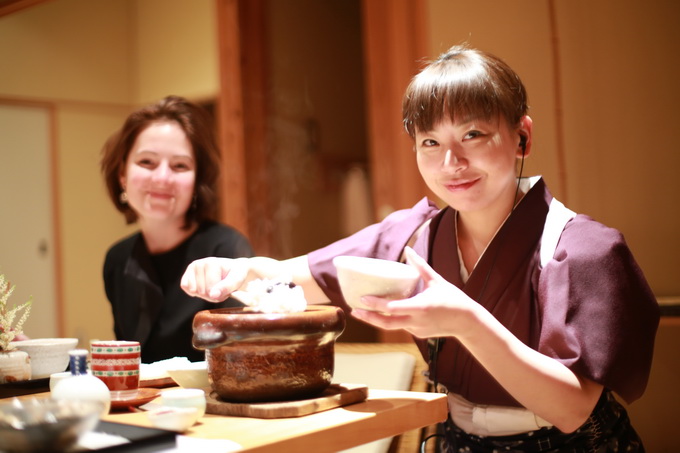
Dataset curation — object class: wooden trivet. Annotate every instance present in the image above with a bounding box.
[206,383,368,418]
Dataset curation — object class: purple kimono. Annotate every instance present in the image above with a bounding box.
[308,177,659,407]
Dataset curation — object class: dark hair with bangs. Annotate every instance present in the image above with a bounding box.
[100,95,221,229]
[403,45,528,138]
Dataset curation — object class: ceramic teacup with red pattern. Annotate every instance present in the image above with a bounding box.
[90,340,141,392]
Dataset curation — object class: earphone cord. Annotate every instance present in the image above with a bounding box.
[419,152,527,453]
[420,337,445,453]
[477,147,526,302]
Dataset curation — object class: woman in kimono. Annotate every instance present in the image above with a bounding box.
[101,96,253,363]
[180,46,658,451]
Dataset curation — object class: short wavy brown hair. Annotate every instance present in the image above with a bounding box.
[100,96,221,228]
[403,44,528,137]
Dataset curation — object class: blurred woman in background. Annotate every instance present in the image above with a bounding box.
[100,95,253,363]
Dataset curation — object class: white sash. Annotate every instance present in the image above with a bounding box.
[448,392,553,436]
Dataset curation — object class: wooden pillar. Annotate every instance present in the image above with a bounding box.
[361,0,430,222]
[215,0,249,237]
[361,0,430,342]
[215,0,272,255]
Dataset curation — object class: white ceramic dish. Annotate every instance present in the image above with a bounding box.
[146,406,199,432]
[160,388,206,418]
[332,256,420,312]
[11,338,79,379]
[166,362,210,389]
[49,371,74,392]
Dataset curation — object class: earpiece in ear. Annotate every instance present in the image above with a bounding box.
[519,135,527,154]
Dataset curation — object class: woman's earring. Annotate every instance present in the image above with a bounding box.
[120,191,128,204]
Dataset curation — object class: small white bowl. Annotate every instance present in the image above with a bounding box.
[11,338,79,379]
[49,371,74,391]
[146,406,199,432]
[166,362,209,389]
[333,256,420,312]
[160,388,206,418]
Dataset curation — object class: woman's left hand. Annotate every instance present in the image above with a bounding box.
[351,247,481,339]
[352,248,604,434]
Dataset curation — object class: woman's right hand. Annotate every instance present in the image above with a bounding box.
[181,257,250,302]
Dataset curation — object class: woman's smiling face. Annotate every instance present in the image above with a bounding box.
[415,115,531,216]
[120,120,196,225]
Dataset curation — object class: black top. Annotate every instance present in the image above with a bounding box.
[103,222,254,363]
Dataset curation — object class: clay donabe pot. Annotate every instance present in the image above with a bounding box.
[192,305,345,403]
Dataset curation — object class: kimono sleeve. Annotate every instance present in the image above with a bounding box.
[308,197,439,306]
[537,216,659,403]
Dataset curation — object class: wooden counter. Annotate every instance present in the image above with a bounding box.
[102,388,447,452]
